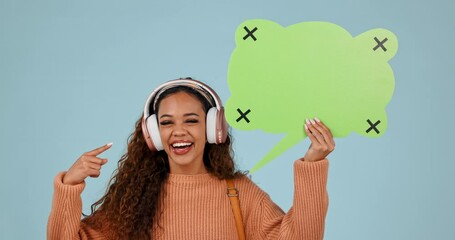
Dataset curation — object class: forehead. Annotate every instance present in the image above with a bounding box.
[157,92,205,116]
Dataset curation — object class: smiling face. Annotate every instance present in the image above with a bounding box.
[157,91,208,174]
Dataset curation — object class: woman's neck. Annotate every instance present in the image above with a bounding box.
[169,162,208,175]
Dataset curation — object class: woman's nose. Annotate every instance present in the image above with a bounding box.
[171,124,187,136]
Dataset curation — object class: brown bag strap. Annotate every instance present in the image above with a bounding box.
[226,179,246,240]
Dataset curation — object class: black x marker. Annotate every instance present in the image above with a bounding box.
[373,37,388,52]
[243,26,258,41]
[366,119,381,134]
[236,108,251,123]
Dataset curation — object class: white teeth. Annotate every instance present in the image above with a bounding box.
[172,142,192,148]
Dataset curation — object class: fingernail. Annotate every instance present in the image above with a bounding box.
[314,117,321,123]
[304,124,308,130]
[306,119,310,125]
[310,119,316,124]
[107,142,113,147]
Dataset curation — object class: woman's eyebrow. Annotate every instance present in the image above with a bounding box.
[184,113,200,117]
[159,113,200,119]
[159,114,172,119]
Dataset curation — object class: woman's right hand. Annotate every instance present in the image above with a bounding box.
[62,143,112,185]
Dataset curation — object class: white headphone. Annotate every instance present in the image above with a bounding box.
[141,78,228,151]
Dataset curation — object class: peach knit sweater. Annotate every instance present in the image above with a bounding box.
[47,159,329,240]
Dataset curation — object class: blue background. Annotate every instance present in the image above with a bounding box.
[1,0,454,239]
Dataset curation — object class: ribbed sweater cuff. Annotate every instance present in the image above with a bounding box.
[54,171,86,196]
[294,158,329,181]
[48,172,86,240]
[293,158,329,239]
[294,159,329,199]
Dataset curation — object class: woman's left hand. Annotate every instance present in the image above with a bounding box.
[302,118,335,162]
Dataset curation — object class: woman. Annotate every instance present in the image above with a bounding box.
[47,78,334,239]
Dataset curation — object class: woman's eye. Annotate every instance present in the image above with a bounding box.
[186,119,199,123]
[159,121,172,126]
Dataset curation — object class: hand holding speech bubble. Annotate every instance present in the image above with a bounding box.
[225,20,398,172]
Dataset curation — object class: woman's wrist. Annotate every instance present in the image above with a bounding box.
[300,157,323,162]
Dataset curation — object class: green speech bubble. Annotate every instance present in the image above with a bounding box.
[225,20,398,172]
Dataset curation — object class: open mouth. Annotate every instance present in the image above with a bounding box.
[171,142,193,155]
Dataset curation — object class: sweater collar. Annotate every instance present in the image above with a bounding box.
[167,172,218,188]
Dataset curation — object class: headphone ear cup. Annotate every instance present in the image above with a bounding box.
[216,107,228,144]
[146,114,164,151]
[206,107,217,144]
[206,107,228,144]
[141,117,155,151]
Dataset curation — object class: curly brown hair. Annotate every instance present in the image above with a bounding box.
[81,87,245,239]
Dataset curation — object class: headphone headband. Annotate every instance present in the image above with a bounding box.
[143,79,223,118]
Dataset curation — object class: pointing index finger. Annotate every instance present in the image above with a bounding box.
[86,142,113,156]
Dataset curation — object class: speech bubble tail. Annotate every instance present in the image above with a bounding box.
[250,133,303,173]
